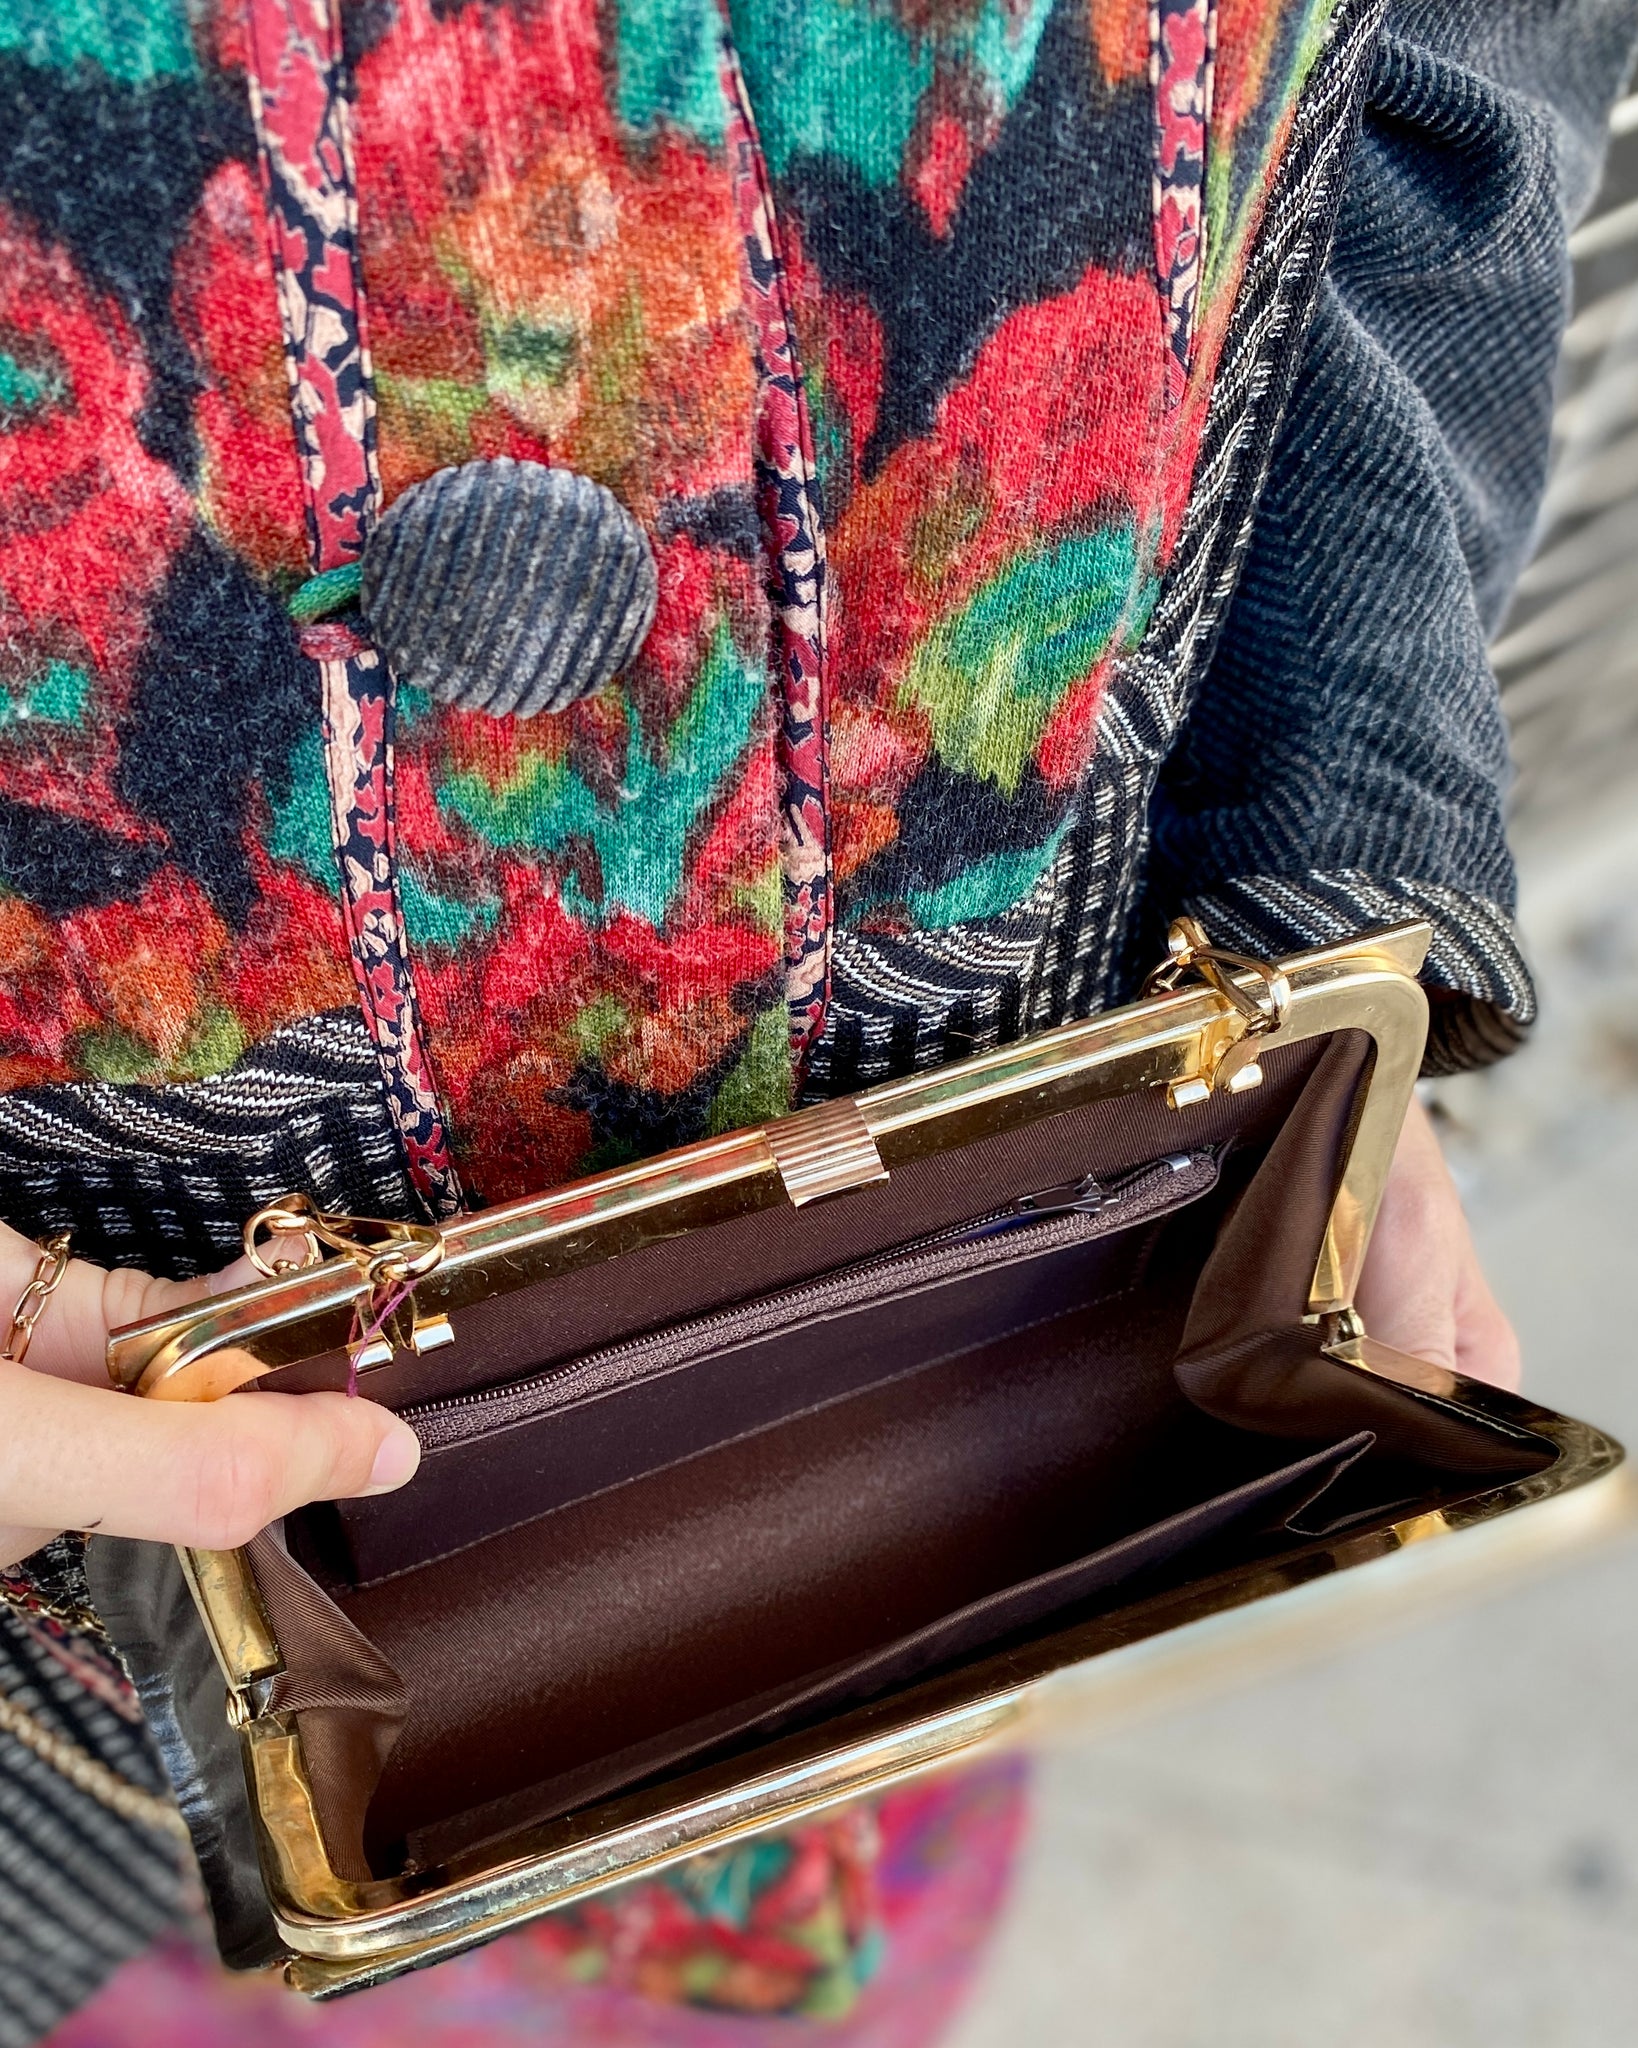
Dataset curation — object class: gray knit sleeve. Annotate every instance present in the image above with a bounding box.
[1143,0,1638,1076]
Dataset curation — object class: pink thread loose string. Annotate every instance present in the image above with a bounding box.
[344,1273,418,1395]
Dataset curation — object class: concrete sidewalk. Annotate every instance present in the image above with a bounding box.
[944,792,1638,2048]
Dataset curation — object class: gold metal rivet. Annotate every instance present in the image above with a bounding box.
[1226,1061,1264,1094]
[1165,1076,1212,1111]
[410,1315,455,1356]
[349,1336,396,1374]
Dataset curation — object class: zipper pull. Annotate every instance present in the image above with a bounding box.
[1014,1172,1109,1221]
[949,1173,1108,1246]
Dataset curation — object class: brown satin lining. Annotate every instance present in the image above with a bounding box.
[354,1249,1231,1862]
[1174,1037,1552,1477]
[248,1032,1555,1884]
[248,1533,404,1884]
[334,1152,1221,1583]
[399,1426,1376,1872]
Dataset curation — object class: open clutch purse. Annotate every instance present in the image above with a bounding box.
[92,920,1629,1995]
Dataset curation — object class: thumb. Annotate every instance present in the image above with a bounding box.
[0,1364,421,1554]
[1355,1095,1460,1372]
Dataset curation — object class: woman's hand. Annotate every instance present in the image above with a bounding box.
[1355,1094,1521,1390]
[0,1223,421,1574]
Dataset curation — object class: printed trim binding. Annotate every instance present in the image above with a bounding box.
[1152,0,1218,407]
[245,0,462,1215]
[720,31,834,1073]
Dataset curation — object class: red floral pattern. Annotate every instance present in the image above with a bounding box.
[0,0,1338,1186]
[0,206,191,837]
[174,160,309,582]
[335,0,788,1199]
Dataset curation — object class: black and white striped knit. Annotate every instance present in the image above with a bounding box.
[1141,4,1638,1068]
[0,1010,415,1281]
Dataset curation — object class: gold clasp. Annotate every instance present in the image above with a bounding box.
[243,1194,451,1374]
[1143,916,1291,1108]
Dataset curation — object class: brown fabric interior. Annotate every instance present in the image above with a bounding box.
[1172,1045,1553,1476]
[258,1034,1556,1883]
[250,1533,405,1883]
[330,1152,1217,1584]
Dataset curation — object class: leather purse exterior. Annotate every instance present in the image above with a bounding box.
[82,1537,282,1969]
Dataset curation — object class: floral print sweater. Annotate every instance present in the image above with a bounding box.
[0,0,1630,1265]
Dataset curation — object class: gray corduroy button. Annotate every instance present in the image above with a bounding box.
[360,458,658,718]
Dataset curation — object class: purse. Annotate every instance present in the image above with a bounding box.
[91,919,1629,1996]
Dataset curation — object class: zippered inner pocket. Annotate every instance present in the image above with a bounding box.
[323,1147,1222,1586]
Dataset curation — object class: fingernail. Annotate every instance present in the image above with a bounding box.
[362,1425,421,1495]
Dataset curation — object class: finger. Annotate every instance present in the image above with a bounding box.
[0,1523,61,1575]
[0,1223,206,1388]
[0,1221,109,1386]
[11,1231,314,1390]
[0,1365,421,1552]
[1453,1242,1523,1392]
[1355,1100,1461,1372]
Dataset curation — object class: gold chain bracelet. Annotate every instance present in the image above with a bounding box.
[1,1231,72,1366]
[1,1231,92,1621]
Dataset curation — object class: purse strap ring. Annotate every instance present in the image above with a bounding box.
[1143,915,1291,1035]
[243,1194,445,1287]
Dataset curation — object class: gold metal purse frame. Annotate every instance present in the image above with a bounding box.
[105,924,1632,1994]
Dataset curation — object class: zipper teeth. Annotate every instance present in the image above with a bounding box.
[404,1151,1211,1429]
[842,1153,1170,1260]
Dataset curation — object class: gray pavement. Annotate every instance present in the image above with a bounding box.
[943,789,1638,2048]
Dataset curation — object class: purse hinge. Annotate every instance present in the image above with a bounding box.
[225,1672,280,1729]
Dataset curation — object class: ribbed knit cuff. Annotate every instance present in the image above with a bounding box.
[1177,872,1535,1077]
